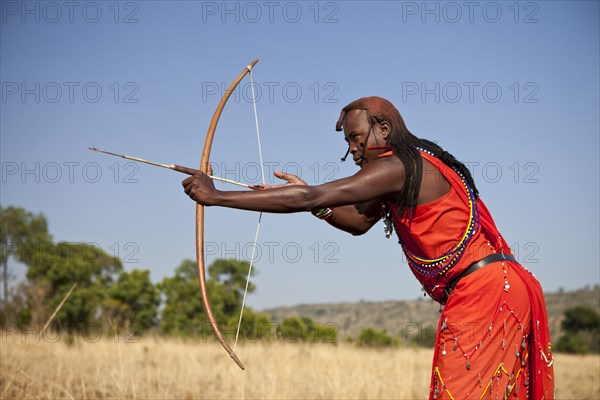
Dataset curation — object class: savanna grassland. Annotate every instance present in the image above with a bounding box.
[1,334,598,399]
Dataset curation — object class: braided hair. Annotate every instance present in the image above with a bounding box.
[335,96,479,217]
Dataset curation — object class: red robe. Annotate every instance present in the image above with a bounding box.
[387,150,554,399]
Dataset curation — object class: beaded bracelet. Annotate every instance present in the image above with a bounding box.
[311,207,333,220]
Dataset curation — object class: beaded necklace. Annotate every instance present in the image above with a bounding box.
[383,147,480,279]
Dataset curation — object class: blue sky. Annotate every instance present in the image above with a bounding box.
[1,1,598,310]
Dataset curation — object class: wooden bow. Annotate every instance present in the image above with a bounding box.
[196,58,259,370]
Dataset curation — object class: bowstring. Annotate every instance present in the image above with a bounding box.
[234,68,265,351]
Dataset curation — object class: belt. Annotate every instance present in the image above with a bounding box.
[444,253,517,303]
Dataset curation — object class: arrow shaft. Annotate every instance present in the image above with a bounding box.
[89,147,258,189]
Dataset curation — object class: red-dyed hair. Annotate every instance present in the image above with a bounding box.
[335,96,478,216]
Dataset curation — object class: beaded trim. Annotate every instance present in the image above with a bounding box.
[384,147,480,279]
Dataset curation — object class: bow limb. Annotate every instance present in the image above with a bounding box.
[196,58,258,370]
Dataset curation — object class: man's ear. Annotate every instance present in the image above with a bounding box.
[380,121,391,140]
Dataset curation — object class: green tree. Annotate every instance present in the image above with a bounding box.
[160,259,257,338]
[233,309,273,342]
[209,259,256,301]
[0,206,51,309]
[103,269,160,335]
[23,241,122,331]
[159,259,206,336]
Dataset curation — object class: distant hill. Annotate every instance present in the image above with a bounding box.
[265,286,600,341]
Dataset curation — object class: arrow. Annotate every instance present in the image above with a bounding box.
[89,147,261,190]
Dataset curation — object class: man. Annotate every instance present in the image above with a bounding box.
[177,97,554,399]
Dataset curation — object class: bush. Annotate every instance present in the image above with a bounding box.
[355,328,399,348]
[555,332,587,354]
[276,316,338,344]
[562,306,600,333]
[557,306,600,354]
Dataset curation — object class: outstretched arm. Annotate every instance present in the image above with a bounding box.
[176,156,404,222]
[256,170,384,235]
[253,169,383,235]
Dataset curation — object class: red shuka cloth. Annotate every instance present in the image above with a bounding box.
[388,151,554,399]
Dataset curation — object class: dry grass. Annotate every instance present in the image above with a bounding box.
[553,353,600,400]
[1,333,598,399]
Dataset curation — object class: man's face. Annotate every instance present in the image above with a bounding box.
[343,109,388,167]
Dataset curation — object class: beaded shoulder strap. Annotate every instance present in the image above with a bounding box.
[386,147,480,278]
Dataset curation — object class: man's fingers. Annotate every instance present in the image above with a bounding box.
[273,170,307,186]
[172,164,199,176]
[274,170,294,181]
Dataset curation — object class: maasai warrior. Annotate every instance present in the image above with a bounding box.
[177,97,554,399]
